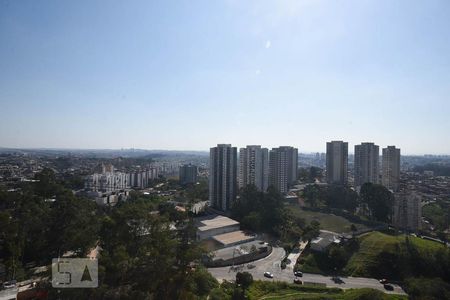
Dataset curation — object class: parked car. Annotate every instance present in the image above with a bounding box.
[2,280,17,289]
[294,278,303,284]
[264,272,274,278]
[294,271,303,277]
[379,279,388,284]
[384,284,394,291]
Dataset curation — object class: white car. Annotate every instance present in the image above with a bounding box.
[2,280,17,289]
[264,271,274,278]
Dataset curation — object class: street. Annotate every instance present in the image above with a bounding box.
[208,246,406,296]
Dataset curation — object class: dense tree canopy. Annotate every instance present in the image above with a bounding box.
[0,168,99,280]
[360,183,393,222]
[232,185,320,244]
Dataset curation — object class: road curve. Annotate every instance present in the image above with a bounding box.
[208,246,406,296]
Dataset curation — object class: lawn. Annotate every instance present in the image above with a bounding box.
[246,281,406,300]
[287,205,369,233]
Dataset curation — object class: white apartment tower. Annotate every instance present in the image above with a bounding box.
[239,145,269,192]
[382,146,401,192]
[209,144,238,211]
[269,146,298,193]
[354,142,380,187]
[326,141,348,185]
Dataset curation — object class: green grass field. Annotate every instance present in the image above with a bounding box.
[287,205,369,233]
[298,231,448,278]
[345,231,447,277]
[246,281,407,300]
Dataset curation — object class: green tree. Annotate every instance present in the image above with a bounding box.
[236,272,253,291]
[302,184,321,208]
[405,277,450,300]
[360,183,393,222]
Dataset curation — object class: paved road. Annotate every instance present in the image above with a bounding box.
[208,247,406,296]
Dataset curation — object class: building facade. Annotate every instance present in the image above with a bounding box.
[179,163,198,185]
[209,144,238,211]
[239,145,269,192]
[392,192,422,232]
[382,146,401,192]
[269,146,298,193]
[354,142,379,187]
[85,170,129,193]
[129,167,159,189]
[326,141,348,185]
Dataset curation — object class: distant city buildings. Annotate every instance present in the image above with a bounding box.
[239,145,269,192]
[326,141,348,185]
[209,144,238,212]
[85,164,129,193]
[392,192,422,232]
[354,142,380,187]
[85,163,159,192]
[269,146,298,194]
[382,146,401,192]
[179,163,198,185]
[129,167,159,189]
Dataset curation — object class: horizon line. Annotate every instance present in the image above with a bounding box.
[1,146,450,157]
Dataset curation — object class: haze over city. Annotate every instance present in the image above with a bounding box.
[1,0,450,154]
[3,2,450,299]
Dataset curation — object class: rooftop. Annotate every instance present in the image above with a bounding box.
[196,214,240,232]
[213,230,255,246]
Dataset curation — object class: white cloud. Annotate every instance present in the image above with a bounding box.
[265,40,271,48]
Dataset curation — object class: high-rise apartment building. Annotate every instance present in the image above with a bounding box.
[209,144,237,211]
[326,141,348,185]
[179,163,198,185]
[354,142,379,187]
[392,192,422,232]
[382,146,401,192]
[269,146,298,193]
[239,145,269,192]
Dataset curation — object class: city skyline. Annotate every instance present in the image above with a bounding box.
[1,1,450,154]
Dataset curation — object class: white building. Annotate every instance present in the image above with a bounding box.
[239,145,269,192]
[85,171,129,193]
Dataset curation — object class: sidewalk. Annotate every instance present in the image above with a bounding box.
[286,240,309,269]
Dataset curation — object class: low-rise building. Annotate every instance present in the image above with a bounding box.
[196,214,240,240]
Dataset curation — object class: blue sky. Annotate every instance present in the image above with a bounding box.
[1,0,449,154]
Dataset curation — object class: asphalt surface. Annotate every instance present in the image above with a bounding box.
[208,246,406,296]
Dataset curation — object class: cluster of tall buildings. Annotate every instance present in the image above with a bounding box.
[326,141,421,230]
[209,144,298,211]
[326,141,400,191]
[84,163,159,192]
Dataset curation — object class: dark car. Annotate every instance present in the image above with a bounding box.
[331,277,344,284]
[379,278,388,284]
[384,284,394,291]
[294,278,303,284]
[294,271,303,277]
